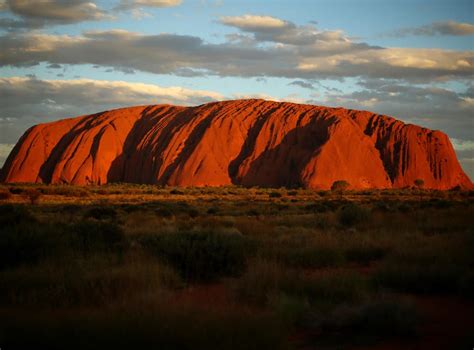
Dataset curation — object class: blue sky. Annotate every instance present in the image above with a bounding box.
[0,0,473,178]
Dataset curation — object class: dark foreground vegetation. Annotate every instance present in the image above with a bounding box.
[0,184,473,349]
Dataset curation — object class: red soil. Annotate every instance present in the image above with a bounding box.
[1,99,471,189]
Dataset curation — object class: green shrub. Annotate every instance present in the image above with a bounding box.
[70,221,126,256]
[280,246,344,268]
[0,189,12,200]
[397,203,412,213]
[345,245,389,264]
[140,230,250,282]
[207,207,219,215]
[0,223,62,269]
[269,192,282,198]
[0,259,181,307]
[84,206,117,221]
[319,299,419,344]
[337,203,370,227]
[283,272,369,305]
[170,189,184,195]
[0,204,36,227]
[373,262,462,294]
[331,180,350,192]
[23,188,41,204]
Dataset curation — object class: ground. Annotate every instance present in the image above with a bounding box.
[0,184,473,349]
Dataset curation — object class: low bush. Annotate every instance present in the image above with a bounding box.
[70,221,126,256]
[0,302,289,350]
[23,188,41,204]
[373,262,462,294]
[0,189,12,200]
[337,203,370,227]
[140,230,250,282]
[0,204,36,227]
[279,246,344,268]
[345,245,390,264]
[0,259,181,307]
[314,298,419,346]
[0,223,62,269]
[84,206,117,221]
[235,260,369,307]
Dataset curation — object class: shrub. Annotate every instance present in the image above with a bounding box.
[414,179,425,189]
[337,203,370,227]
[397,203,412,213]
[0,189,12,200]
[319,299,419,343]
[8,187,24,195]
[0,305,289,350]
[0,223,62,269]
[84,206,117,221]
[23,188,41,204]
[70,221,126,256]
[170,189,184,195]
[140,230,250,282]
[247,209,259,216]
[207,207,219,215]
[345,245,389,264]
[331,180,350,192]
[0,259,181,307]
[284,272,369,305]
[280,246,344,268]
[187,208,199,218]
[0,204,36,227]
[373,262,462,294]
[269,191,282,198]
[155,207,173,217]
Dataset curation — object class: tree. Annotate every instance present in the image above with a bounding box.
[331,180,350,192]
[414,179,425,189]
[414,179,425,201]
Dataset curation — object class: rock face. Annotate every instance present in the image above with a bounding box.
[0,99,471,189]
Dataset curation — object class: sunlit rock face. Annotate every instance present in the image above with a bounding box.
[1,99,471,189]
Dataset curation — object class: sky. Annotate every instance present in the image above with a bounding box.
[0,0,473,179]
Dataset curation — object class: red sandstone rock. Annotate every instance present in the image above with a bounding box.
[0,99,471,189]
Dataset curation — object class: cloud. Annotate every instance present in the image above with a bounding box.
[115,0,181,10]
[0,0,108,30]
[451,139,474,151]
[220,15,289,30]
[0,27,472,82]
[0,143,14,168]
[0,77,223,144]
[392,20,474,37]
[311,79,474,141]
[288,80,315,89]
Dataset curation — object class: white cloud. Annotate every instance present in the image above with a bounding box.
[1,29,472,82]
[0,77,224,144]
[451,138,474,151]
[0,0,109,30]
[0,143,14,168]
[220,15,288,30]
[116,0,181,10]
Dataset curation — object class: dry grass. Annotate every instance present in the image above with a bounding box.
[0,183,472,349]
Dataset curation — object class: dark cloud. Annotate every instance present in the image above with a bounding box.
[0,0,108,31]
[312,80,474,141]
[289,80,314,89]
[392,20,474,37]
[0,77,223,146]
[0,29,471,82]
